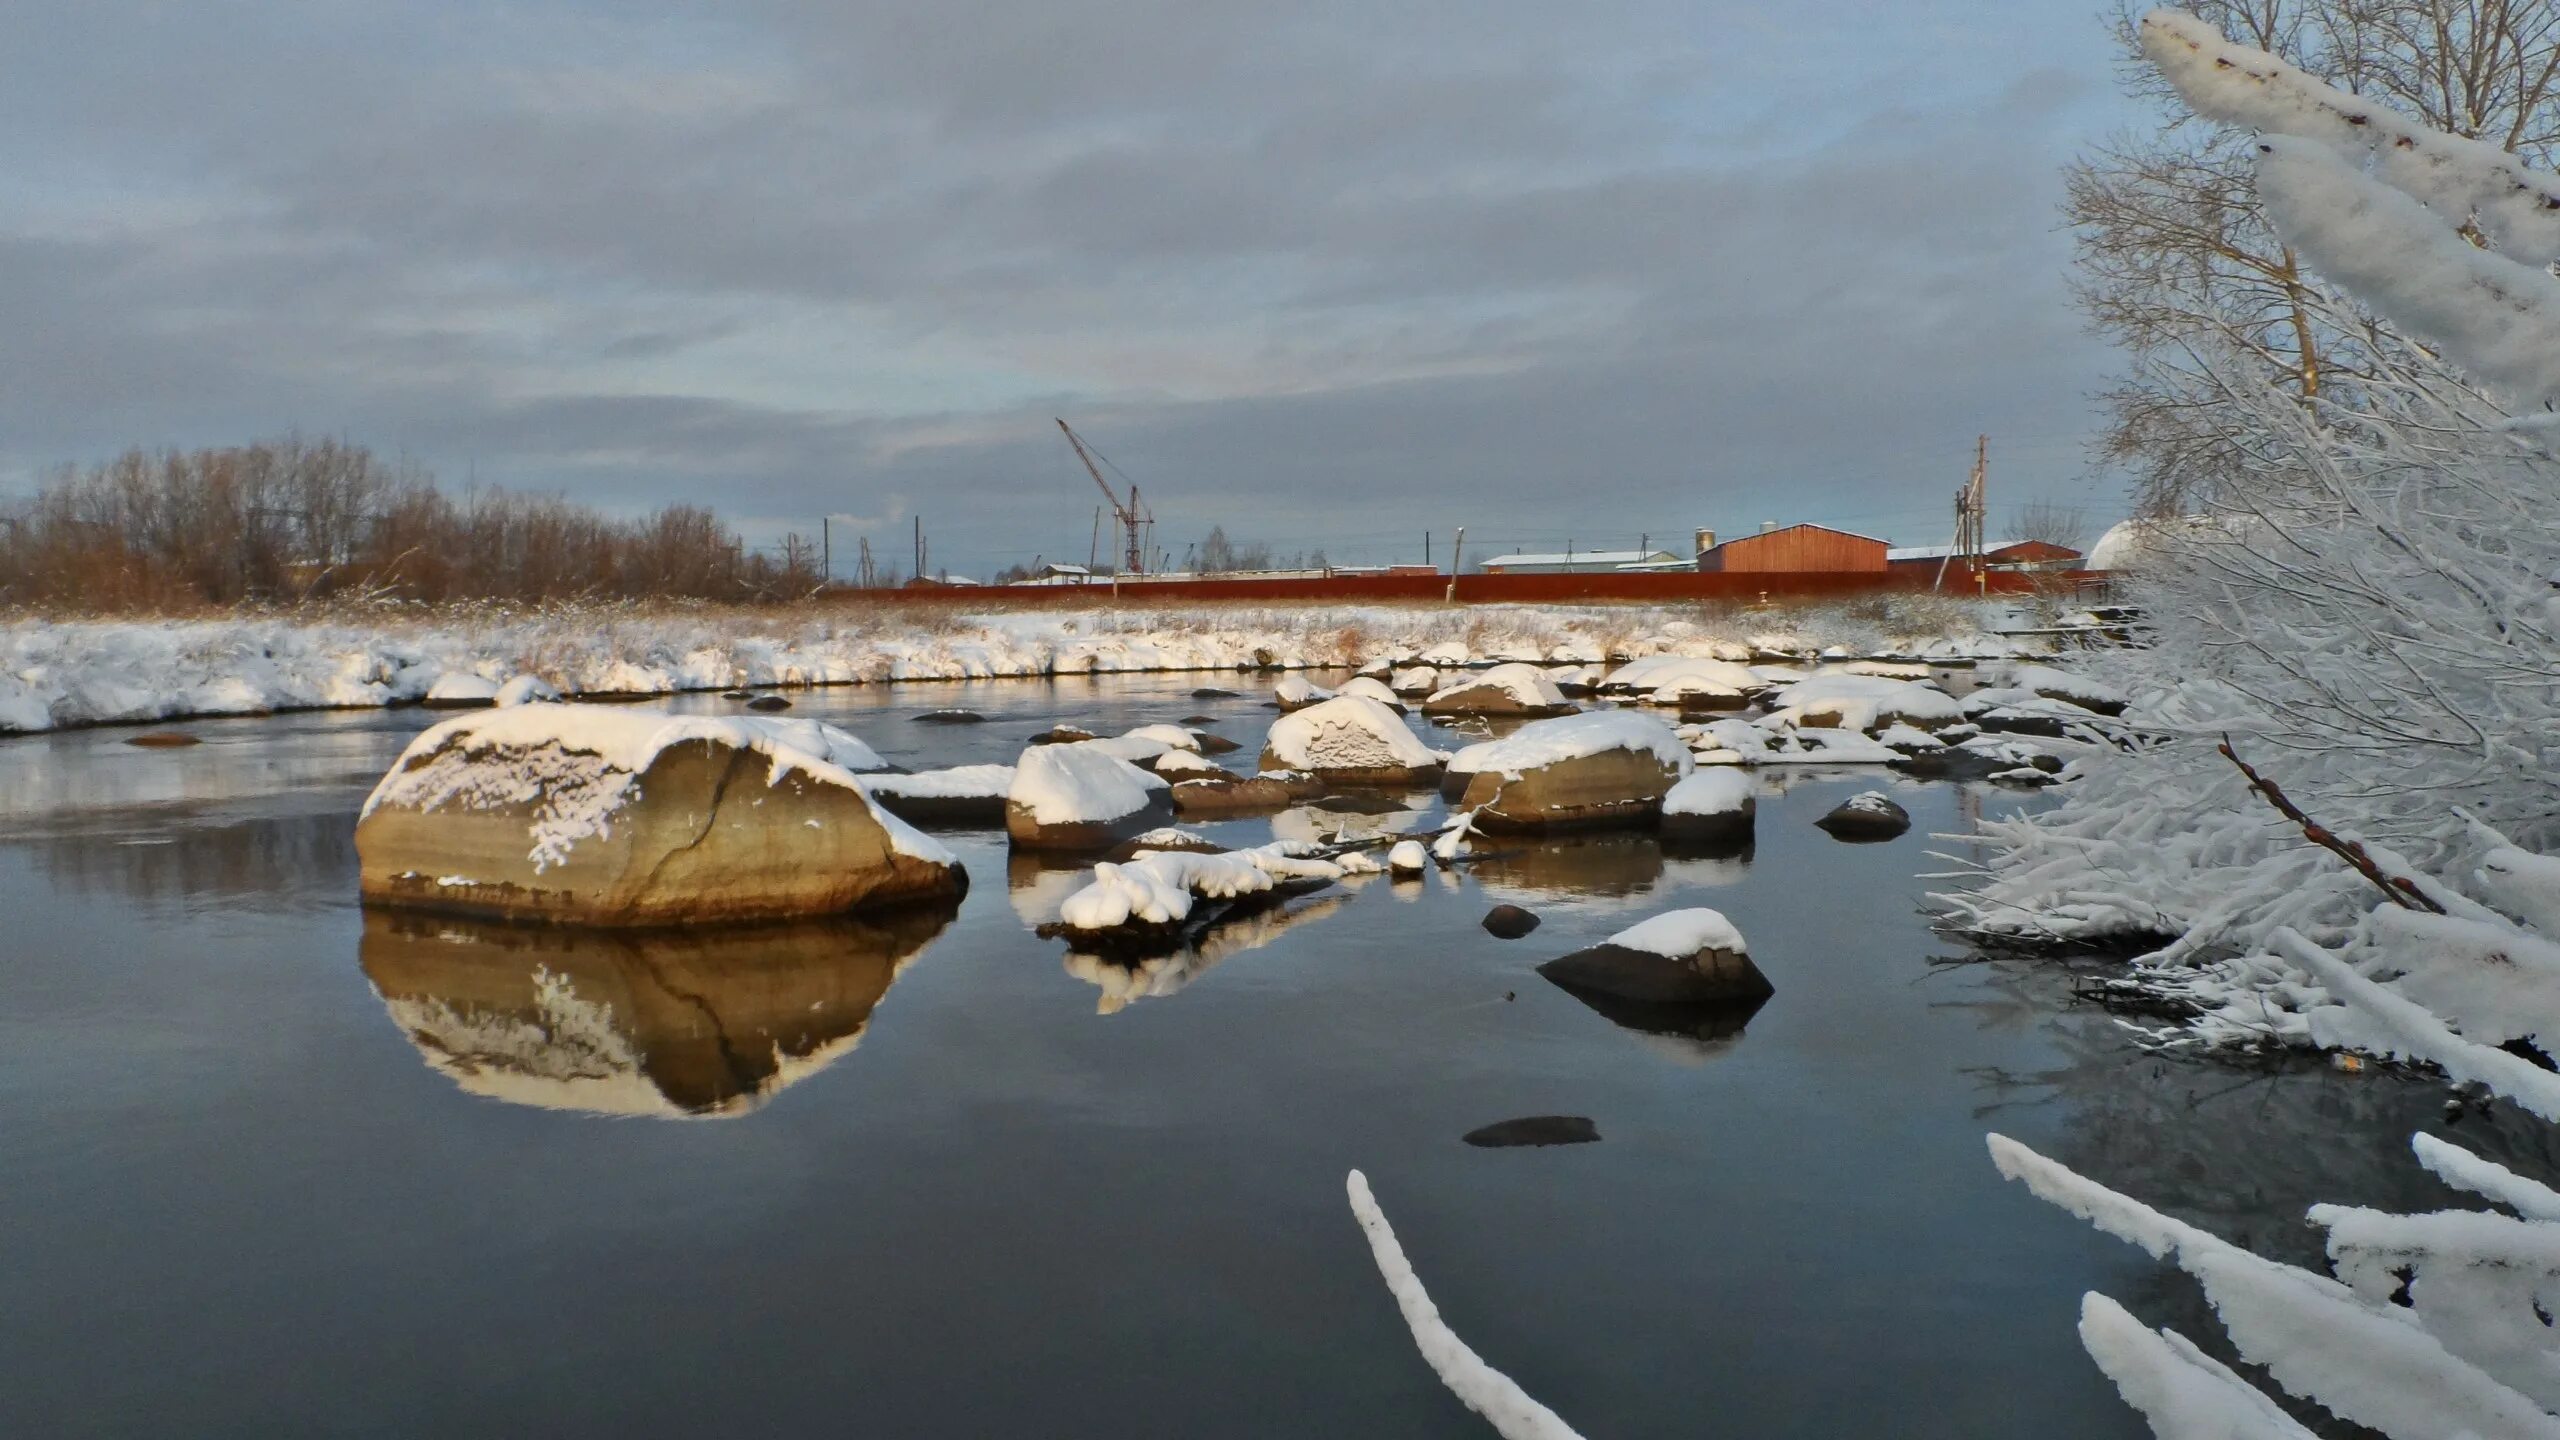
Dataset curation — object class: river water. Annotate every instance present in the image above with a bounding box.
[2,672,2542,1438]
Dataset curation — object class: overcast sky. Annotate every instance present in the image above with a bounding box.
[1,0,2140,575]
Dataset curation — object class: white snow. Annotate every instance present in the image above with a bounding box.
[1008,744,1167,826]
[1152,749,1226,776]
[1387,840,1429,874]
[1344,1171,1589,1440]
[1606,907,1746,956]
[1337,675,1405,708]
[1601,654,1760,699]
[1053,841,1344,931]
[360,704,945,870]
[1662,769,1755,818]
[1446,709,1691,781]
[1761,671,1962,731]
[862,763,1015,800]
[1275,674,1334,708]
[494,674,559,707]
[423,672,501,704]
[1424,662,1568,710]
[1263,695,1447,771]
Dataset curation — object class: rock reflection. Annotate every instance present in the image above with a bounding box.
[357,905,955,1118]
[1547,984,1769,1065]
[1063,892,1349,1014]
[1005,851,1095,927]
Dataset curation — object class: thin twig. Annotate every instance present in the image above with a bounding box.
[2218,734,2445,913]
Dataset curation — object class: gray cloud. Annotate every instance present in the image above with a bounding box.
[0,0,2133,573]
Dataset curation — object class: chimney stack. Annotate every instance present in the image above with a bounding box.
[1693,527,1716,556]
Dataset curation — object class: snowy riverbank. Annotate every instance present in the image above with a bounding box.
[0,600,2033,735]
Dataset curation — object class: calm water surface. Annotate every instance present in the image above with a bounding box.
[4,672,2549,1437]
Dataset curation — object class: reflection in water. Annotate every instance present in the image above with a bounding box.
[1006,851,1097,928]
[1063,892,1349,1014]
[357,905,955,1118]
[1268,801,1434,848]
[1547,983,1769,1065]
[31,810,358,908]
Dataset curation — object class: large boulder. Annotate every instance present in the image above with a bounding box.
[1659,769,1756,845]
[1447,710,1691,832]
[1537,908,1771,1005]
[1006,743,1175,851]
[1258,695,1449,787]
[1168,771,1320,816]
[1420,662,1575,718]
[356,705,961,926]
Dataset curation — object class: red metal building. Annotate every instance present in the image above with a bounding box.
[1698,524,1889,573]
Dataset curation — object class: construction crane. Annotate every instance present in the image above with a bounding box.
[1056,418,1152,574]
[1933,434,1988,592]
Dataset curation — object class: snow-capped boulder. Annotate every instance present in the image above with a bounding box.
[863,764,1016,824]
[1688,717,1901,766]
[1538,908,1771,1005]
[1762,673,1963,732]
[1336,675,1407,710]
[1259,695,1449,787]
[1388,666,1441,697]
[1006,743,1175,851]
[1042,842,1345,953]
[421,672,502,708]
[1815,791,1910,841]
[1387,839,1430,874]
[1659,769,1756,845]
[1420,662,1575,718]
[1446,710,1692,832]
[1168,771,1320,817]
[494,675,560,708]
[356,705,964,925]
[1598,655,1763,709]
[1274,674,1335,712]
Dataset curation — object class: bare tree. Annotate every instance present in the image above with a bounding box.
[2002,500,2092,552]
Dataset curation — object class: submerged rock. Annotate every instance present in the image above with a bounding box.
[1189,688,1241,699]
[1537,908,1770,1005]
[124,731,202,748]
[1482,903,1542,939]
[1028,724,1099,746]
[356,705,961,926]
[1815,791,1910,841]
[1462,1115,1599,1148]
[913,709,985,725]
[745,694,792,712]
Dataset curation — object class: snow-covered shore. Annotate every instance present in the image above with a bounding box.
[0,600,2026,735]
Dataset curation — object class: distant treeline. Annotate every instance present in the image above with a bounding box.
[0,438,821,610]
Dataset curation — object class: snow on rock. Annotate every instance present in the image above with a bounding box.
[1387,840,1430,874]
[1599,655,1761,706]
[1689,717,1901,767]
[1816,790,1910,841]
[1275,674,1335,711]
[1446,710,1692,832]
[355,703,961,924]
[863,763,1017,824]
[1762,672,1962,732]
[1660,770,1757,845]
[1389,666,1442,696]
[1052,842,1344,935]
[494,674,560,707]
[1006,744,1171,849]
[1538,906,1769,1005]
[1998,663,2127,715]
[422,672,503,707]
[1608,908,1748,957]
[1260,695,1449,782]
[1420,662,1573,717]
[1152,749,1227,777]
[1337,675,1406,709]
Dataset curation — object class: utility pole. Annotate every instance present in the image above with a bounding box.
[1424,531,1431,567]
[821,517,830,584]
[1445,526,1466,603]
[1933,434,1989,593]
[913,515,924,580]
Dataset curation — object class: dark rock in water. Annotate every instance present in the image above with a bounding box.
[913,709,985,725]
[1311,792,1404,815]
[1028,724,1098,746]
[125,731,202,749]
[745,694,792,712]
[1168,776,1304,817]
[1191,687,1242,699]
[1482,904,1542,939]
[719,689,751,700]
[1815,792,1909,841]
[1192,732,1241,755]
[1180,714,1221,725]
[1540,941,1772,1005]
[1463,1115,1599,1148]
